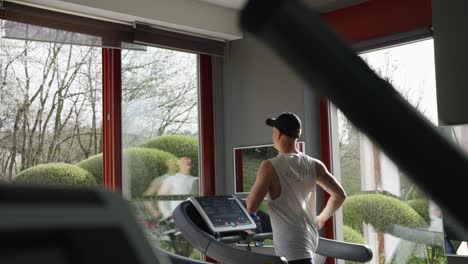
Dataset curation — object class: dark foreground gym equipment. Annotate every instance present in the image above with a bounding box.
[0,185,208,264]
[173,196,373,264]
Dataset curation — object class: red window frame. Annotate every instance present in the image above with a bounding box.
[102,48,122,192]
[199,54,216,196]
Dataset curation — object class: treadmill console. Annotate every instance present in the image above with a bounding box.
[189,195,257,233]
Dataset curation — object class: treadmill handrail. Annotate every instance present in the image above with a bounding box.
[217,232,273,244]
[316,237,373,263]
[220,232,372,262]
[154,247,210,264]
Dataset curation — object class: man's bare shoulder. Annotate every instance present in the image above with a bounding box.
[257,160,279,186]
[258,160,275,174]
[312,159,327,178]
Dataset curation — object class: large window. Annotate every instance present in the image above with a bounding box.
[1,4,219,260]
[121,46,200,259]
[0,21,102,187]
[331,39,447,264]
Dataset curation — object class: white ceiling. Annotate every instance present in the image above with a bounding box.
[197,0,368,13]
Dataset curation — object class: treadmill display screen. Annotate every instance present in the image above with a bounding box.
[190,196,257,232]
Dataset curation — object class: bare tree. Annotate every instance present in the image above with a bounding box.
[0,37,102,180]
[1,37,197,181]
[121,48,198,146]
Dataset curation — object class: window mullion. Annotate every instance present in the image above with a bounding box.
[102,48,122,192]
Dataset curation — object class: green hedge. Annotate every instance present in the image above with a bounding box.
[14,163,96,187]
[76,153,103,183]
[343,194,428,235]
[77,148,176,198]
[405,199,430,224]
[343,225,364,244]
[141,135,198,177]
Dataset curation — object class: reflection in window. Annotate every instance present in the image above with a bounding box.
[121,46,200,259]
[0,21,102,187]
[333,39,447,263]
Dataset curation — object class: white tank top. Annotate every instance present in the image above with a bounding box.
[268,153,319,261]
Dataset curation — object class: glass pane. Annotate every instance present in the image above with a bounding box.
[121,46,200,259]
[0,21,103,187]
[336,39,448,264]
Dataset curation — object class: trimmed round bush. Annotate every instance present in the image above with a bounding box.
[343,225,364,244]
[76,153,103,184]
[343,194,428,235]
[141,135,199,176]
[77,148,176,198]
[14,163,96,187]
[405,199,430,224]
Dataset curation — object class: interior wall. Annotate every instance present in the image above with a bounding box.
[218,34,322,194]
[432,0,468,125]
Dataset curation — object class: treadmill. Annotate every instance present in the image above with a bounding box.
[173,195,373,264]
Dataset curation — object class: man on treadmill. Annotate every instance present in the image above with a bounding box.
[246,112,347,264]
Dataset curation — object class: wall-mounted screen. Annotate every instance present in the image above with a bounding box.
[233,142,305,194]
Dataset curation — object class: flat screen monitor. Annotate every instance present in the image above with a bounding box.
[188,195,257,233]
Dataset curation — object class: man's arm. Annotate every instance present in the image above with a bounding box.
[144,178,161,196]
[143,178,163,218]
[157,178,174,218]
[157,177,172,195]
[315,160,347,230]
[246,160,274,213]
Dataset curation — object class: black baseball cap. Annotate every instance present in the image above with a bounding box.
[265,112,301,138]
